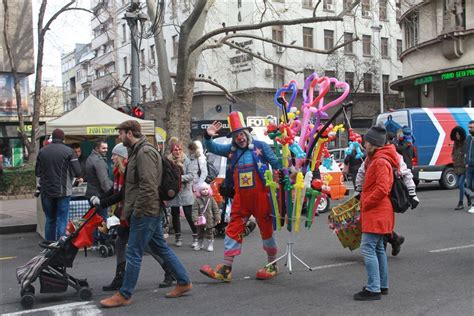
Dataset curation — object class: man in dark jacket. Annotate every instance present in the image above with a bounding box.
[35,129,81,241]
[464,120,474,214]
[85,140,112,200]
[100,120,192,308]
[71,143,87,181]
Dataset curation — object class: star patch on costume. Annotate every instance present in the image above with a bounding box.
[254,148,263,156]
[238,171,254,188]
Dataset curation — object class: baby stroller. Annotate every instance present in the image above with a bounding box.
[96,216,120,258]
[16,207,103,309]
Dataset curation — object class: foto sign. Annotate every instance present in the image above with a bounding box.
[246,116,277,128]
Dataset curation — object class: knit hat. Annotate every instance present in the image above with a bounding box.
[112,143,128,159]
[365,125,387,147]
[52,129,65,141]
[197,182,210,191]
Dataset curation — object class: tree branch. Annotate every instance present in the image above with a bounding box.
[41,0,76,37]
[313,0,322,17]
[169,73,238,103]
[189,1,360,54]
[224,41,301,74]
[202,32,359,55]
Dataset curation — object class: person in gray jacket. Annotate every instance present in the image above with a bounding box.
[35,129,82,241]
[167,137,197,247]
[85,140,113,211]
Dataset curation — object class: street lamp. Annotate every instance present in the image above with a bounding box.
[371,24,384,114]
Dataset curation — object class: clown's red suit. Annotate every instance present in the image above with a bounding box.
[200,112,282,282]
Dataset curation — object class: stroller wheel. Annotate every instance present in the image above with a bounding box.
[20,293,35,309]
[20,284,35,296]
[107,244,115,257]
[99,245,108,258]
[78,287,92,301]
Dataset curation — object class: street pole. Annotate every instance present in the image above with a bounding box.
[124,2,147,107]
[371,24,384,114]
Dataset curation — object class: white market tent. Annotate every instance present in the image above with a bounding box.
[40,95,155,136]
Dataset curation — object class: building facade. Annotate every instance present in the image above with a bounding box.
[0,0,34,166]
[391,0,474,108]
[63,0,404,135]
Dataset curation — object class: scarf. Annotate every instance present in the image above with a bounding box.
[113,163,126,219]
[167,152,186,171]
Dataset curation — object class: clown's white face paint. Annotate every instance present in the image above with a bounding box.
[235,131,248,148]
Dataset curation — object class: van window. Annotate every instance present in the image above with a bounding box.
[376,110,409,128]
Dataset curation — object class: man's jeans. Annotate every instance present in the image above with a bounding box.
[41,195,71,241]
[464,167,474,198]
[360,233,388,293]
[120,214,190,299]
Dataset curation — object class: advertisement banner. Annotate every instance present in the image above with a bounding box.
[0,74,30,116]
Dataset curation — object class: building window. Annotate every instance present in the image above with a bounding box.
[172,35,179,58]
[302,0,312,9]
[272,25,284,43]
[123,57,128,75]
[150,45,156,65]
[343,0,352,10]
[273,65,285,89]
[238,0,242,8]
[363,35,372,56]
[142,84,147,103]
[304,68,313,78]
[122,24,127,43]
[382,74,390,93]
[151,81,157,97]
[344,32,353,54]
[379,0,387,20]
[140,49,145,68]
[381,37,389,58]
[325,70,336,90]
[364,73,373,92]
[76,70,81,82]
[404,12,418,49]
[345,72,354,91]
[324,29,334,50]
[171,0,177,17]
[303,27,313,48]
[361,0,370,17]
[396,0,401,20]
[323,0,334,11]
[396,39,402,59]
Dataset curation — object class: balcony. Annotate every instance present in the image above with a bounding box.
[91,31,114,51]
[80,75,93,88]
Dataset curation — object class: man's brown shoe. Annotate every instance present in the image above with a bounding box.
[100,292,132,308]
[165,283,193,298]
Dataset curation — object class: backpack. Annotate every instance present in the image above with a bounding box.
[389,166,411,213]
[139,143,182,201]
[198,159,219,184]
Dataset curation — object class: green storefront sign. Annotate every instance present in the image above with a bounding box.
[414,68,474,86]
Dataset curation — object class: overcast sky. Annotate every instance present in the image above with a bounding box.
[31,0,92,87]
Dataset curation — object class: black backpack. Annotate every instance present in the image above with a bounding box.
[159,154,182,201]
[198,159,219,184]
[140,143,182,201]
[388,165,411,213]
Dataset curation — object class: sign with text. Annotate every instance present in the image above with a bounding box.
[86,126,117,135]
[191,120,230,136]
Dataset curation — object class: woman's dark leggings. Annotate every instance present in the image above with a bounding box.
[171,205,197,236]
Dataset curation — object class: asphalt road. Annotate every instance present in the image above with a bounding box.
[0,183,473,316]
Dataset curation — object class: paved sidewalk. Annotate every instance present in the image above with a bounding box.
[0,198,37,234]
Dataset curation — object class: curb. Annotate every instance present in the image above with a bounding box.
[0,224,37,235]
[0,194,35,201]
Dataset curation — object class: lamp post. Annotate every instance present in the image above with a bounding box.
[371,24,384,114]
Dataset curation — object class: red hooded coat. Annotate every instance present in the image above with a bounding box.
[360,144,399,234]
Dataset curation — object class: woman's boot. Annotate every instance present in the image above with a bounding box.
[191,234,198,248]
[158,272,176,288]
[103,262,125,291]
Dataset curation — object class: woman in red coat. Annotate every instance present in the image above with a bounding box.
[354,125,398,301]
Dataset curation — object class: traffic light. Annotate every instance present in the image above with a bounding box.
[118,105,132,115]
[131,106,145,119]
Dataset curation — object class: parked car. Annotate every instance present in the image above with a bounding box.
[328,148,346,170]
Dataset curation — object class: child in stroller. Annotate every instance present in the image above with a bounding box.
[16,207,103,309]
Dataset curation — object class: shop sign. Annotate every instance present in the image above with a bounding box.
[86,126,117,135]
[414,68,474,86]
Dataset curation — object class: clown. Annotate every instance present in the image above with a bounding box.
[200,111,282,282]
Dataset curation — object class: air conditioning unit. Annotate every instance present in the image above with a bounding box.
[265,69,273,77]
[276,46,284,54]
[324,4,334,11]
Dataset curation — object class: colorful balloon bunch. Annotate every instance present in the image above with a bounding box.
[264,72,351,232]
[345,128,364,160]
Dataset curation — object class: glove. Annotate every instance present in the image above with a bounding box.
[90,196,101,207]
[409,195,419,209]
[34,187,41,198]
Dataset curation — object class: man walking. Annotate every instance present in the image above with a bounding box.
[100,120,191,308]
[35,129,82,241]
[354,125,398,301]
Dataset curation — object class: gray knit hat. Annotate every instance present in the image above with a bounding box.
[112,143,128,159]
[365,125,387,147]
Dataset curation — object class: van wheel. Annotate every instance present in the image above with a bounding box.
[440,167,457,189]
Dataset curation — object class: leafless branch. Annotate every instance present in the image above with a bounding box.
[224,41,301,74]
[202,32,359,55]
[189,1,360,54]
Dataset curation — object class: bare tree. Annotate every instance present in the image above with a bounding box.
[38,85,63,117]
[147,0,361,145]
